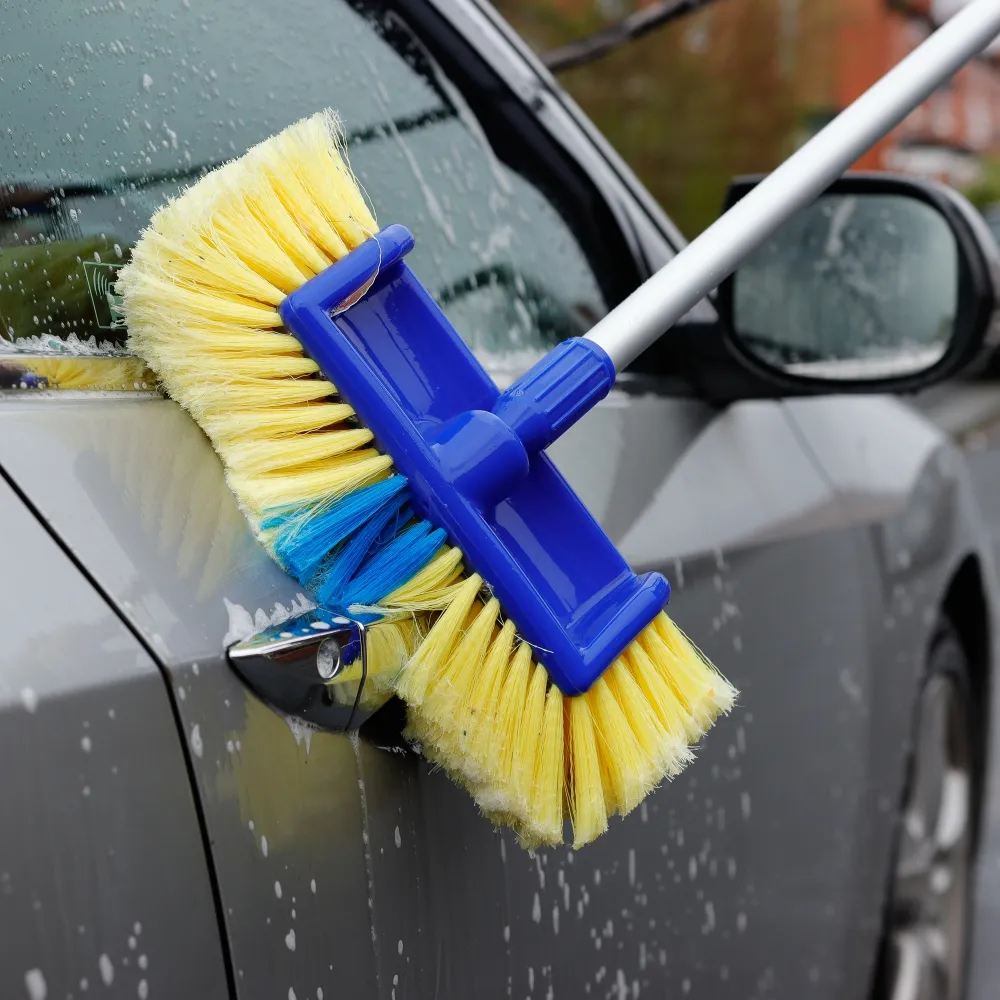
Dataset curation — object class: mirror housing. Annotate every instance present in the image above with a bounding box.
[714,173,1000,395]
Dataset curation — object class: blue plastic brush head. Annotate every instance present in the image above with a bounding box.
[279,226,670,696]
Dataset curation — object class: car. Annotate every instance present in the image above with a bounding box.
[980,203,1000,249]
[2,1,999,999]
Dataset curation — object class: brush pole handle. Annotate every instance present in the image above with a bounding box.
[585,0,1000,373]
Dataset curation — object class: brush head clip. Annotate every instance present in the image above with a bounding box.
[279,226,670,695]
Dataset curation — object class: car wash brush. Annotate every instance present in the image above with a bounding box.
[117,109,735,847]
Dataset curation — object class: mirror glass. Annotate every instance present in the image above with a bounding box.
[732,193,959,380]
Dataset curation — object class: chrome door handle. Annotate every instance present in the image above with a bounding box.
[227,608,380,730]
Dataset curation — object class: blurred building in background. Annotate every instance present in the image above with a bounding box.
[494,0,1000,236]
[816,0,1000,188]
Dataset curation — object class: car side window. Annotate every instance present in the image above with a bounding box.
[1,0,635,373]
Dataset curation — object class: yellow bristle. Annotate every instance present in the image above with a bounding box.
[510,663,550,837]
[184,355,320,380]
[258,145,352,262]
[151,163,230,242]
[479,642,533,818]
[394,574,482,705]
[623,640,695,778]
[362,618,419,703]
[419,597,499,757]
[243,172,335,278]
[288,111,377,245]
[221,428,374,476]
[228,451,392,515]
[384,546,466,610]
[654,613,738,721]
[189,379,337,416]
[202,403,356,442]
[568,694,608,848]
[526,684,566,847]
[211,191,314,294]
[603,657,677,778]
[639,613,736,741]
[124,263,284,329]
[139,229,287,307]
[462,619,517,775]
[588,670,652,817]
[162,330,304,358]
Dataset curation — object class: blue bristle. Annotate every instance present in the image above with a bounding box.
[263,471,450,615]
[342,522,449,608]
[378,503,416,548]
[266,475,408,582]
[313,490,410,606]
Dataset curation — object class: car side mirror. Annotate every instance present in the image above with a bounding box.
[716,173,1000,394]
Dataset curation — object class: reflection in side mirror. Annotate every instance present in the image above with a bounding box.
[731,193,958,381]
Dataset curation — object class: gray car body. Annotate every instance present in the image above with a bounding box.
[2,0,1000,998]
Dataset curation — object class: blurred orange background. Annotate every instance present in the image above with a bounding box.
[494,0,1000,236]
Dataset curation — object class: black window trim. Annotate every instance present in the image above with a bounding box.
[369,0,647,320]
[429,0,691,260]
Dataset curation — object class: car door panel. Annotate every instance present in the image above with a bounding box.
[552,393,845,559]
[0,470,229,1000]
[532,395,891,998]
[788,392,1000,1000]
[1,388,883,1000]
[915,383,1000,579]
[354,740,515,1000]
[0,399,380,1000]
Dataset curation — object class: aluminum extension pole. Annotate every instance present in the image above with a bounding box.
[585,0,1000,373]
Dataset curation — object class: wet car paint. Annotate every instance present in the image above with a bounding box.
[0,382,992,999]
[0,471,229,1000]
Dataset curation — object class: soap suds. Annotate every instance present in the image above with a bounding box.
[223,595,315,646]
[23,969,47,1000]
[284,716,315,756]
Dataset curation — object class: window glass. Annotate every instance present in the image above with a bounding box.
[1,0,613,371]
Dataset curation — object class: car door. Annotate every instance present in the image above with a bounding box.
[0,475,231,1000]
[1,0,904,997]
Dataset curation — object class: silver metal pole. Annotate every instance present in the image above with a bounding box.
[586,0,1000,373]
